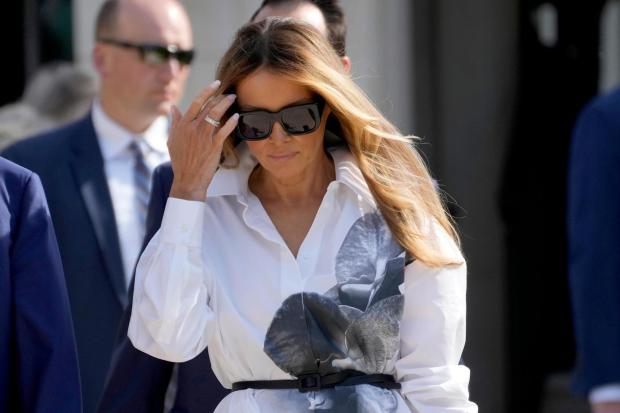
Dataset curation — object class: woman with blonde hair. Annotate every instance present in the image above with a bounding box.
[128,17,477,412]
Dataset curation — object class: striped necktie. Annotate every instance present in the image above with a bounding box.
[129,140,151,231]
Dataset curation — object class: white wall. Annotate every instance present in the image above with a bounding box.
[73,0,414,133]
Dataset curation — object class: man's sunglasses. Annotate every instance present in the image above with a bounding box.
[98,38,195,66]
[235,99,325,141]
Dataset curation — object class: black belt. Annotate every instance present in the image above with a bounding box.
[232,370,401,393]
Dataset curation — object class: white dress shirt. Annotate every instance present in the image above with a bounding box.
[92,100,169,284]
[129,143,477,413]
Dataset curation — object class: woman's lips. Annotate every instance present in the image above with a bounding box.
[268,152,298,161]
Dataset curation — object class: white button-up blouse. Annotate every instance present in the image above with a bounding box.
[128,143,478,412]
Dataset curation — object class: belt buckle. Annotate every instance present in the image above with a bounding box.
[297,373,322,393]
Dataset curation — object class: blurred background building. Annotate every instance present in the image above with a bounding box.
[2,0,620,412]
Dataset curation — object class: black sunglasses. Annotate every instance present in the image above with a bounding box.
[98,38,195,66]
[235,99,325,141]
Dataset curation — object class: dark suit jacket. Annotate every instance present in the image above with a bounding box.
[2,115,127,413]
[98,162,228,413]
[0,157,81,412]
[568,86,620,395]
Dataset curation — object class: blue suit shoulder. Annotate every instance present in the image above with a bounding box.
[0,157,37,216]
[1,115,92,168]
[577,86,620,129]
[0,156,34,184]
[153,161,173,180]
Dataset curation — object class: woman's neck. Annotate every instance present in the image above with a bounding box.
[250,153,335,206]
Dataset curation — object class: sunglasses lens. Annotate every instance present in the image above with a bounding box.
[142,47,168,65]
[176,50,194,65]
[238,113,271,140]
[236,102,322,140]
[141,47,194,66]
[281,106,319,134]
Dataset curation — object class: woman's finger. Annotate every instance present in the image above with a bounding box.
[185,80,221,121]
[198,94,237,140]
[214,113,239,146]
[203,94,237,125]
[197,95,226,124]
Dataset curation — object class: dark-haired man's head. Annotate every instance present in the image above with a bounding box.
[251,0,350,71]
[93,0,193,132]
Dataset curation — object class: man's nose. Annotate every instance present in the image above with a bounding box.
[158,58,184,80]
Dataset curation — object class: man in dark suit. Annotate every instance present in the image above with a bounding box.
[568,85,620,413]
[2,1,193,412]
[0,157,81,413]
[98,1,351,412]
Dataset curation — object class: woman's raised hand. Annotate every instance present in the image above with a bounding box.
[168,80,238,202]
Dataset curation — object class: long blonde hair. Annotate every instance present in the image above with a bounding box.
[215,18,461,267]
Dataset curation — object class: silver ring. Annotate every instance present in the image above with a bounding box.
[204,115,221,128]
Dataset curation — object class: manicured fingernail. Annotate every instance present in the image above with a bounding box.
[231,113,239,120]
[227,94,236,101]
[212,79,221,88]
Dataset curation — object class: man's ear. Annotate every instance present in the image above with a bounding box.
[341,56,351,73]
[92,44,108,78]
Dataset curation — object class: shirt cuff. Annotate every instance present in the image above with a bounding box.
[159,197,205,247]
[589,384,620,403]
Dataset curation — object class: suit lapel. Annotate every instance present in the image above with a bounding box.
[70,115,128,307]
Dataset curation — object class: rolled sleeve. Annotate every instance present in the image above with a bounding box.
[395,258,477,412]
[128,197,216,363]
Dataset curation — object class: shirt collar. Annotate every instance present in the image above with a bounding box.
[91,98,169,160]
[207,141,376,208]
